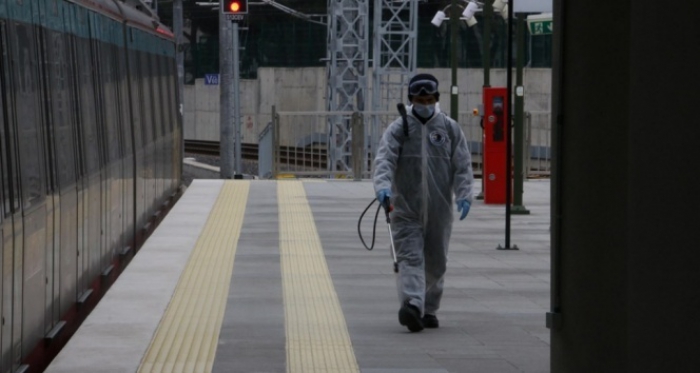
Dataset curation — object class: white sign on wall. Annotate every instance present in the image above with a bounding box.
[514,0,553,13]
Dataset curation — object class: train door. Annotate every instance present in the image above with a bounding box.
[39,0,80,323]
[88,11,112,272]
[7,0,50,362]
[33,5,57,344]
[105,19,124,266]
[65,0,87,306]
[0,18,16,371]
[140,36,156,223]
[81,9,103,288]
[168,48,181,191]
[0,79,5,370]
[158,45,173,196]
[115,24,134,255]
[127,28,146,236]
[0,112,5,371]
[148,35,163,211]
[151,48,165,208]
[168,49,182,191]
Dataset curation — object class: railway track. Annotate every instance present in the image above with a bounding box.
[184,140,329,169]
[184,140,547,177]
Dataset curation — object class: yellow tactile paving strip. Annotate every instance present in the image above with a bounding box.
[278,181,360,373]
[138,181,250,373]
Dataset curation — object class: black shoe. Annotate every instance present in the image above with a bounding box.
[422,314,439,328]
[398,301,424,332]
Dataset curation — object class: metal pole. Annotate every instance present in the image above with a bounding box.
[271,105,279,179]
[174,0,184,164]
[232,22,242,177]
[450,0,459,121]
[219,10,233,179]
[548,0,565,331]
[483,0,492,87]
[497,0,518,250]
[512,13,530,215]
[477,0,493,201]
[351,112,364,181]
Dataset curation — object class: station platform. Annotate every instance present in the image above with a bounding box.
[45,178,551,373]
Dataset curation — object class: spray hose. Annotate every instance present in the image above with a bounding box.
[357,198,399,273]
[357,198,384,251]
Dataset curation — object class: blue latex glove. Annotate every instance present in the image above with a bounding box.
[457,199,471,221]
[377,189,392,205]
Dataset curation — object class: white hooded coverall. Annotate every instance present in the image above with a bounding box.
[373,105,474,316]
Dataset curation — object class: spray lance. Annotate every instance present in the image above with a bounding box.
[357,193,399,274]
[357,103,409,274]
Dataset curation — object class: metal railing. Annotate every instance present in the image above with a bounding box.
[525,110,552,176]
[262,107,551,179]
[258,122,274,179]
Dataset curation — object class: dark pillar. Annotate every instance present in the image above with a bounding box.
[551,0,700,371]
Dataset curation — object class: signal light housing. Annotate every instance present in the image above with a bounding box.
[222,0,248,15]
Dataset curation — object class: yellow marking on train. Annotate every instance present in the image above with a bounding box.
[138,181,250,373]
[278,181,359,373]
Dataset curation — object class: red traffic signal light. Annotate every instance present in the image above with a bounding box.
[222,0,248,14]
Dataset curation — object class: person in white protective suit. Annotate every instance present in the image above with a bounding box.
[373,73,474,332]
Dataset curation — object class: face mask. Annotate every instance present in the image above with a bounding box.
[413,103,435,118]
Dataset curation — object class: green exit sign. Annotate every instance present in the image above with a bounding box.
[527,13,553,35]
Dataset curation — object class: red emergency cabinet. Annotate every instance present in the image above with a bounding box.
[482,87,511,204]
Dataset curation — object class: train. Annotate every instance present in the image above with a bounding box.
[0,0,182,372]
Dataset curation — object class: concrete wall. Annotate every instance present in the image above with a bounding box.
[183,67,552,144]
[184,78,259,141]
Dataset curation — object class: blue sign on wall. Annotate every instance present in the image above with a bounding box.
[205,74,220,85]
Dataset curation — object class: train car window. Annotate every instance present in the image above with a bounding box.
[0,27,7,218]
[117,37,132,156]
[0,141,4,222]
[89,12,108,169]
[66,19,85,179]
[159,52,171,138]
[127,30,143,151]
[40,29,58,194]
[150,51,163,141]
[165,55,176,136]
[0,24,19,216]
[141,44,154,145]
[73,9,99,176]
[79,33,99,175]
[47,29,77,189]
[102,21,120,162]
[138,50,148,145]
[12,23,44,206]
[154,53,167,138]
[111,20,124,160]
[0,70,6,220]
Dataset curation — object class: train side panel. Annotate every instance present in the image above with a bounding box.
[0,0,180,371]
[6,0,49,363]
[36,0,80,334]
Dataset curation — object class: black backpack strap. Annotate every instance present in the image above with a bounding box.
[397,103,409,138]
[396,103,410,158]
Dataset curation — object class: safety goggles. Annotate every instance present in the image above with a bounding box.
[408,79,438,96]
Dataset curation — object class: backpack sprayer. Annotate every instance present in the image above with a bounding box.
[357,103,409,274]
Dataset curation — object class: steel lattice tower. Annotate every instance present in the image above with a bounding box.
[326,0,369,172]
[371,0,418,155]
